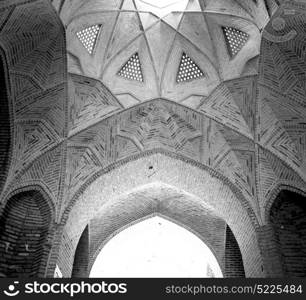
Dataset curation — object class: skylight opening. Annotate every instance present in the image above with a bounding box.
[76,24,101,54]
[177,52,205,83]
[223,27,249,58]
[136,0,189,18]
[118,53,144,82]
[140,0,184,8]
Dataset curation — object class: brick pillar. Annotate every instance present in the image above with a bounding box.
[224,226,245,277]
[257,225,284,277]
[72,226,89,278]
[45,224,65,278]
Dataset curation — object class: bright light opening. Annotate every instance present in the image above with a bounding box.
[136,0,189,18]
[140,0,184,8]
[90,216,223,278]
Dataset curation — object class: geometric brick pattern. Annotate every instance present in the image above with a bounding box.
[117,101,202,157]
[199,76,257,139]
[67,126,110,199]
[68,74,123,135]
[14,145,65,205]
[258,89,303,168]
[14,85,67,138]
[12,121,61,174]
[258,0,306,185]
[224,76,257,138]
[0,0,67,211]
[257,147,306,213]
[209,124,257,200]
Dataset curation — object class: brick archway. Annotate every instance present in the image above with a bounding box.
[54,154,263,277]
[87,213,226,278]
[71,182,231,277]
[71,197,245,278]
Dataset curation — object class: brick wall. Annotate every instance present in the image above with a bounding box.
[0,191,51,277]
[225,226,245,277]
[270,190,306,277]
[257,224,283,277]
[72,225,89,278]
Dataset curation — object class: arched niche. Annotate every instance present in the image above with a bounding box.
[269,189,306,277]
[0,189,53,277]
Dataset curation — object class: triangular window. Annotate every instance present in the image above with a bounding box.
[76,24,101,54]
[176,52,205,83]
[223,27,249,58]
[118,53,143,82]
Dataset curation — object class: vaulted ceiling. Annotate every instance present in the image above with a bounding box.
[1,0,305,229]
[60,0,268,107]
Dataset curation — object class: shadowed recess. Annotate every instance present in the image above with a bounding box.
[270,190,306,277]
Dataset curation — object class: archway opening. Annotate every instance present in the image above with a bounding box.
[90,216,223,278]
[270,190,306,277]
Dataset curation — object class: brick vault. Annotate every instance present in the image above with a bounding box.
[0,0,306,278]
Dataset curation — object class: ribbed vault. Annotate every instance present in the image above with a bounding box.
[60,0,266,107]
